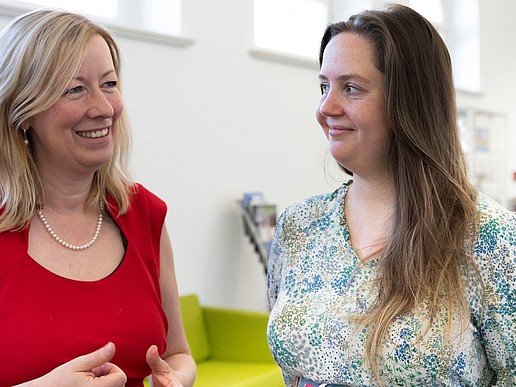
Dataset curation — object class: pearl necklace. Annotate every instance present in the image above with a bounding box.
[37,200,104,251]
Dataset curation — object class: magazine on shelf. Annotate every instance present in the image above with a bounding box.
[241,192,277,256]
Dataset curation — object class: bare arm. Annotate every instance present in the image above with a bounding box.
[146,223,196,387]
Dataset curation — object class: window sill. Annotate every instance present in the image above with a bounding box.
[109,24,194,48]
[456,87,484,97]
[249,47,318,69]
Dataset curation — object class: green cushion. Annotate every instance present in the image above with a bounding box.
[179,294,210,362]
[176,295,284,386]
[203,307,275,362]
[194,361,284,387]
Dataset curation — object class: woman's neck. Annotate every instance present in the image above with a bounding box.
[349,174,395,207]
[40,176,94,213]
[345,175,395,262]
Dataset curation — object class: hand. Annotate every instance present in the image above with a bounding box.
[146,345,183,387]
[27,342,127,387]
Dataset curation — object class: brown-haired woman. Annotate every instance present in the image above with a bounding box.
[267,4,516,386]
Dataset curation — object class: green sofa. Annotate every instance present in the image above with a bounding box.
[145,294,283,386]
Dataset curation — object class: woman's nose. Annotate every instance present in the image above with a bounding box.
[318,89,344,117]
[87,89,115,118]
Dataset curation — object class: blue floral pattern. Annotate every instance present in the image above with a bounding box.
[267,181,516,386]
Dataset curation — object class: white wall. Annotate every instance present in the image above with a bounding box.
[121,0,516,311]
[118,0,340,312]
[2,0,515,311]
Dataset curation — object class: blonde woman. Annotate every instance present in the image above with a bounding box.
[0,9,195,387]
[267,4,516,386]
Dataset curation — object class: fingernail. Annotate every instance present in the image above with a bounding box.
[103,342,114,355]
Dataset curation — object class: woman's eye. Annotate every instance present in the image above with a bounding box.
[64,85,85,97]
[345,84,359,95]
[103,80,118,89]
[320,83,329,95]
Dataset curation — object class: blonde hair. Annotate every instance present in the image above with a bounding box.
[320,4,479,378]
[0,8,133,231]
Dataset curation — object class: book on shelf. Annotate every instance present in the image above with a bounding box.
[241,192,277,257]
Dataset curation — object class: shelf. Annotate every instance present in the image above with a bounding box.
[238,200,270,274]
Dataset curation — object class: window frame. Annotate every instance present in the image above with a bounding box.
[0,0,194,47]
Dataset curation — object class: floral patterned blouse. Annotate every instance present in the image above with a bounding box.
[267,181,516,386]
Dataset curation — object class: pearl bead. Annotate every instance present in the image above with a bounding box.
[37,200,104,251]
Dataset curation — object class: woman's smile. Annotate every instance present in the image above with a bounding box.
[76,128,110,139]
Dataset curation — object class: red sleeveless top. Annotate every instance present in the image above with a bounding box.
[0,184,168,387]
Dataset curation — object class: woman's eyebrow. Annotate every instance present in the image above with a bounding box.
[74,69,117,82]
[318,73,371,84]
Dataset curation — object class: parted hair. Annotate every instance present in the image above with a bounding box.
[319,4,479,377]
[0,8,133,231]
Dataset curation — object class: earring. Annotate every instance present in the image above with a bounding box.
[22,128,29,145]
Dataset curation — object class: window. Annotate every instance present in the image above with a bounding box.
[410,0,444,25]
[445,0,481,92]
[253,0,480,91]
[409,0,480,92]
[16,0,119,19]
[253,0,328,59]
[0,0,188,45]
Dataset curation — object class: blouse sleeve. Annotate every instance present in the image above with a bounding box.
[267,210,287,312]
[477,209,516,384]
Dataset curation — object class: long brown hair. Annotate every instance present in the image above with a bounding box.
[0,8,133,231]
[319,4,479,377]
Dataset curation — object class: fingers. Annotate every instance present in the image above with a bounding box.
[92,363,127,387]
[91,362,121,377]
[146,345,161,369]
[44,342,127,386]
[71,342,117,371]
[146,345,168,372]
